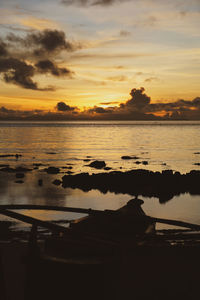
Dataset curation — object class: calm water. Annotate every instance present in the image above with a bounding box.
[0,120,200,173]
[0,120,200,229]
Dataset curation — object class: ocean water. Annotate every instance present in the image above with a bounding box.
[0,120,200,229]
[0,120,200,173]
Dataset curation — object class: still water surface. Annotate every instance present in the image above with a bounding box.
[0,120,200,173]
[0,121,200,229]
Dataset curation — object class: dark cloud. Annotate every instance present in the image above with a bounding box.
[7,30,76,58]
[61,0,124,6]
[0,29,77,90]
[27,30,74,56]
[88,106,114,114]
[56,102,77,112]
[0,107,16,114]
[0,58,38,90]
[35,60,73,77]
[123,87,151,110]
[0,87,200,120]
[0,40,8,57]
[99,101,119,105]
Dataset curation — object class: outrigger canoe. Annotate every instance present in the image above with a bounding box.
[1,198,200,300]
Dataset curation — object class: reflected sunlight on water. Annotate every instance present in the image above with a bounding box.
[0,120,200,173]
[0,121,200,229]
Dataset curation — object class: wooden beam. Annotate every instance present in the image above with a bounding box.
[0,209,68,234]
[0,204,200,231]
[0,204,100,215]
[150,217,200,231]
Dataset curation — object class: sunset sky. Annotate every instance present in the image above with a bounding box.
[0,0,200,119]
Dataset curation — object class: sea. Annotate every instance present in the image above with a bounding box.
[0,120,200,229]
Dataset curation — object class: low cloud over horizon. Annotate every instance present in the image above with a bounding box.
[1,88,200,120]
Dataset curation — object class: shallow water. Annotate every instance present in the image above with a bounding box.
[0,120,200,173]
[0,120,200,229]
[0,170,199,230]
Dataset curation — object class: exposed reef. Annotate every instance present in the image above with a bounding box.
[62,169,200,203]
[88,160,106,169]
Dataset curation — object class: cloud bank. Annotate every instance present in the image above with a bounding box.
[0,29,77,90]
[1,88,200,120]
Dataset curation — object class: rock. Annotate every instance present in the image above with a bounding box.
[194,152,200,154]
[162,170,173,176]
[174,171,181,176]
[194,163,200,166]
[33,163,46,167]
[52,179,62,186]
[88,160,106,169]
[16,173,24,179]
[15,180,24,184]
[45,167,60,174]
[121,156,139,160]
[135,161,141,164]
[83,159,91,162]
[61,169,200,201]
[142,161,148,165]
[66,171,73,174]
[46,152,57,155]
[104,167,112,171]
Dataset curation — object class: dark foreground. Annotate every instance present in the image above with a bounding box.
[1,199,200,300]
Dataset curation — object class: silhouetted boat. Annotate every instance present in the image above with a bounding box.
[1,198,200,300]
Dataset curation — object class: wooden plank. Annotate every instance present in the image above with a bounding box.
[151,217,200,231]
[0,209,68,234]
[0,204,100,215]
[1,204,200,231]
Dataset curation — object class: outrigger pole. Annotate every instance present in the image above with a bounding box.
[0,204,200,231]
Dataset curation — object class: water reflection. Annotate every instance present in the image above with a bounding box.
[0,170,200,230]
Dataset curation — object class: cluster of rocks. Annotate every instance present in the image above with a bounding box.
[61,169,200,203]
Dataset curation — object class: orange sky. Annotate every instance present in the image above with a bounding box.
[0,0,200,119]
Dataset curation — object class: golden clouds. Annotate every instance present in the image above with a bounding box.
[19,17,59,30]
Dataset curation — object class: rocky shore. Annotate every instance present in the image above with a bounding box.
[61,169,200,202]
[0,156,200,204]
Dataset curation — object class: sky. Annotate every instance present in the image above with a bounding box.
[0,0,200,120]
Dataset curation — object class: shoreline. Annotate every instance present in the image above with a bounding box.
[61,169,200,202]
[0,164,200,202]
